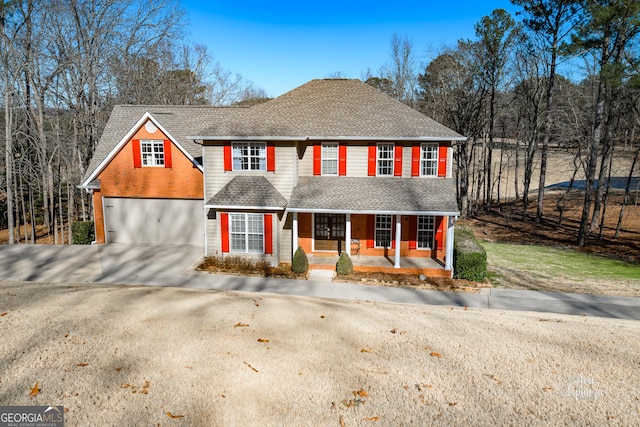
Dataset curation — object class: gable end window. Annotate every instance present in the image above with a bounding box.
[232,142,266,171]
[421,144,438,176]
[141,140,165,166]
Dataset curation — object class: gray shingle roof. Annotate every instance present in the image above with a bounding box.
[197,79,465,140]
[205,176,288,209]
[288,177,460,214]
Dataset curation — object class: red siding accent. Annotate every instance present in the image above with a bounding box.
[408,216,417,249]
[220,213,230,252]
[264,214,273,254]
[132,139,141,168]
[338,144,347,176]
[438,145,447,177]
[435,216,444,250]
[411,145,420,177]
[223,144,232,171]
[367,215,375,248]
[163,140,172,168]
[394,145,402,176]
[313,144,321,176]
[267,143,276,172]
[368,144,377,176]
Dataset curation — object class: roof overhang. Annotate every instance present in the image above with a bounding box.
[285,207,459,216]
[190,135,467,143]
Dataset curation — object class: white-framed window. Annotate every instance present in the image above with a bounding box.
[322,142,338,175]
[141,140,165,166]
[232,142,266,171]
[377,143,394,176]
[375,214,393,248]
[421,144,438,176]
[229,213,264,253]
[417,215,435,249]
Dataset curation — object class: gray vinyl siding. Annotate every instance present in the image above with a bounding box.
[345,143,370,177]
[298,142,314,177]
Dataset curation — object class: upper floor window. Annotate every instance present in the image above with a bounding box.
[233,142,266,171]
[377,143,394,176]
[141,140,165,166]
[322,143,338,175]
[421,144,438,176]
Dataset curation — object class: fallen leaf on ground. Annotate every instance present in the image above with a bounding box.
[29,382,39,397]
[390,328,397,334]
[543,386,554,392]
[243,361,259,373]
[234,323,249,328]
[320,315,325,318]
[115,367,122,372]
[257,338,269,343]
[121,383,131,388]
[430,352,442,358]
[448,402,458,406]
[464,307,469,311]
[339,415,345,427]
[166,411,184,419]
[362,417,379,421]
[353,389,368,397]
[360,348,372,353]
[76,363,89,367]
[0,312,7,316]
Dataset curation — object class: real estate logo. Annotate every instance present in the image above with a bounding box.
[0,406,64,427]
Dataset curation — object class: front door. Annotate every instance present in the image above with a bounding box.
[314,213,346,252]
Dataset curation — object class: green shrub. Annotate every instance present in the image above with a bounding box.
[336,251,354,275]
[291,246,309,274]
[72,221,95,245]
[453,225,487,282]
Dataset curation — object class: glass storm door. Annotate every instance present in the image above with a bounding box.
[314,214,346,252]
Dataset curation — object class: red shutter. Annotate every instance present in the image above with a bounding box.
[220,213,229,252]
[132,139,141,168]
[411,145,420,177]
[408,216,417,249]
[264,214,273,254]
[435,216,444,250]
[163,140,172,168]
[313,144,321,176]
[338,144,347,176]
[394,144,402,176]
[267,143,276,172]
[223,144,232,171]
[438,145,447,177]
[368,144,377,176]
[367,215,375,248]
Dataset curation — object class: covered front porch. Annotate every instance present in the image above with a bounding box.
[307,253,449,277]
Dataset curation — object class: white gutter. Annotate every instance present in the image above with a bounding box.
[189,135,467,142]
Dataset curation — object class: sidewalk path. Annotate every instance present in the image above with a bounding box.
[0,244,638,320]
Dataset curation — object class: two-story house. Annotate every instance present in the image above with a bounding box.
[80,79,465,277]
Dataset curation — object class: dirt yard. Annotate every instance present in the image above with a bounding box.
[1,281,639,426]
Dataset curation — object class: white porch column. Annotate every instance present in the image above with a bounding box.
[394,214,401,268]
[345,213,352,256]
[292,212,299,257]
[445,216,455,272]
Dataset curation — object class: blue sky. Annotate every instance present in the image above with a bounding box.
[182,1,520,97]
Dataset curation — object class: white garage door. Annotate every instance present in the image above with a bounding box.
[104,198,204,245]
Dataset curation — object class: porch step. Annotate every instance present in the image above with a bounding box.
[308,269,336,282]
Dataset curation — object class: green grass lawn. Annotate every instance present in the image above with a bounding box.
[481,242,640,295]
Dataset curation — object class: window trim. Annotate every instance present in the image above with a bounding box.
[229,213,264,254]
[376,143,394,176]
[417,215,435,249]
[321,142,339,176]
[374,214,393,248]
[232,141,267,171]
[420,143,438,177]
[140,139,165,167]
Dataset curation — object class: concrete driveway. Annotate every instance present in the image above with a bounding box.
[0,244,638,320]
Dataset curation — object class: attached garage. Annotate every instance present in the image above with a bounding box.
[103,197,204,245]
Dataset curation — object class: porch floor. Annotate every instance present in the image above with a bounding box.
[307,253,450,278]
